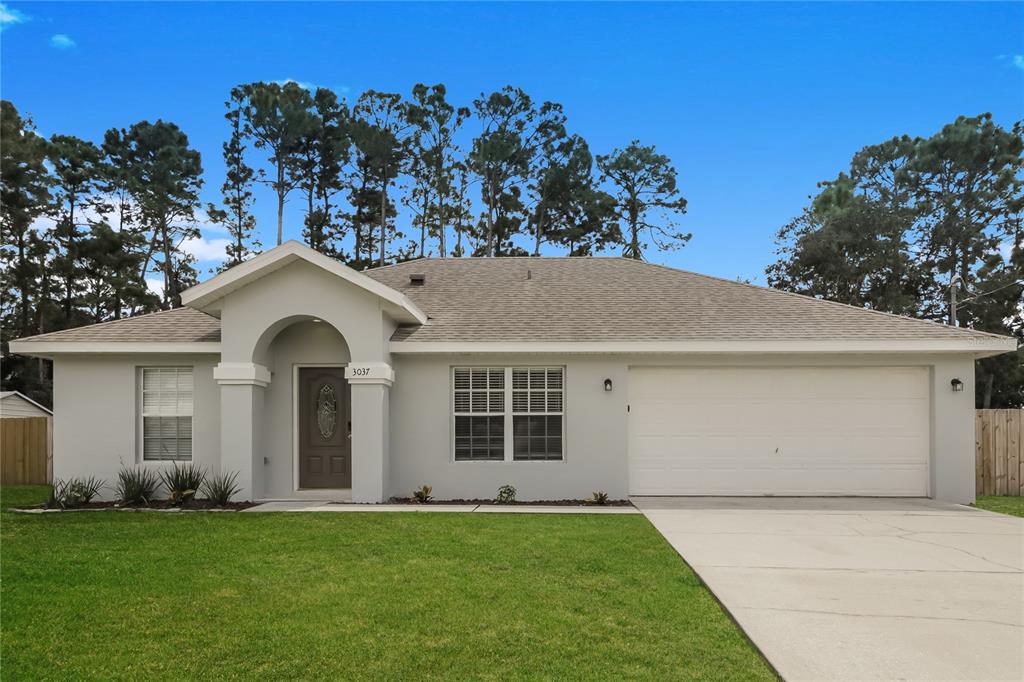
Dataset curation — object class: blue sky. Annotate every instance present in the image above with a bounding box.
[2,1,1022,284]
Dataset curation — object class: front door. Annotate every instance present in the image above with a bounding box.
[298,367,351,488]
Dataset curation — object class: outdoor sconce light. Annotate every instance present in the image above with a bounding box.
[951,378,964,392]
[604,378,613,392]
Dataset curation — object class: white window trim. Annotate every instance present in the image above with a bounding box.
[450,366,567,463]
[137,366,194,463]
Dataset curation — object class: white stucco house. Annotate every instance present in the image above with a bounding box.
[9,241,1016,503]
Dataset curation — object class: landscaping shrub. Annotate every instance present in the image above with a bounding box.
[496,484,517,504]
[588,490,610,505]
[115,466,160,505]
[201,471,242,506]
[159,462,206,506]
[412,485,433,503]
[47,476,105,509]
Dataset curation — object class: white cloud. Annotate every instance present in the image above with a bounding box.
[49,33,76,49]
[0,2,27,31]
[180,235,231,263]
[145,278,164,299]
[1013,55,1024,72]
[274,78,317,91]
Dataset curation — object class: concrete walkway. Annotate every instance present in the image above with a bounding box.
[243,501,638,514]
[634,497,1024,682]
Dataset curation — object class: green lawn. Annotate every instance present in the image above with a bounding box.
[974,495,1024,518]
[1,486,774,680]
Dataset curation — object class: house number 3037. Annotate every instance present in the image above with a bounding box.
[350,366,371,377]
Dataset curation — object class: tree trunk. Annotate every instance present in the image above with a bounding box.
[533,208,544,257]
[982,371,994,409]
[160,217,175,308]
[276,158,285,246]
[379,164,388,268]
[63,193,77,320]
[420,190,428,258]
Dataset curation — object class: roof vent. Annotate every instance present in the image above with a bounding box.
[526,269,532,280]
[409,273,426,286]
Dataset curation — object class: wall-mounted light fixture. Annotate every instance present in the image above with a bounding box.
[951,378,964,392]
[604,378,613,392]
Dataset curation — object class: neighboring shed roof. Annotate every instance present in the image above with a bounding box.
[10,307,220,344]
[7,256,1015,352]
[0,391,52,416]
[364,257,1011,344]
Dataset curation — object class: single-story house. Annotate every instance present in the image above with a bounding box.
[0,391,52,418]
[9,241,1016,503]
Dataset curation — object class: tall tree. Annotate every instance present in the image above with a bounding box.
[768,114,1024,407]
[209,91,260,270]
[468,87,566,256]
[233,81,315,245]
[767,176,925,316]
[46,135,109,326]
[351,90,413,266]
[527,134,618,256]
[78,223,157,322]
[0,101,52,339]
[597,140,690,260]
[294,88,350,257]
[910,114,1024,323]
[405,83,469,257]
[104,120,204,307]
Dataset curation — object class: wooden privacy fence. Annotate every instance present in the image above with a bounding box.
[1,416,52,485]
[976,409,1023,496]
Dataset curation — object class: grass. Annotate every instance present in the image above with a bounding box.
[974,495,1024,518]
[1,486,774,681]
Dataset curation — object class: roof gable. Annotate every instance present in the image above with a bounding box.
[180,241,427,324]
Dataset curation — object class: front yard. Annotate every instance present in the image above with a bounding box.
[1,486,773,680]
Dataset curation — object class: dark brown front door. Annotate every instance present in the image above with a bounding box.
[298,367,351,488]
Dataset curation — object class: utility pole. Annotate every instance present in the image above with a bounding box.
[949,274,962,326]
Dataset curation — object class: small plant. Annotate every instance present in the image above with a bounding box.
[116,466,160,505]
[159,462,206,506]
[496,484,517,504]
[201,471,242,507]
[412,484,433,503]
[48,477,105,509]
[588,490,610,506]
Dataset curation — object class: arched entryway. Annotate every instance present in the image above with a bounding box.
[254,317,353,499]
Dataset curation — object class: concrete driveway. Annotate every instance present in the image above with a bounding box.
[633,497,1024,681]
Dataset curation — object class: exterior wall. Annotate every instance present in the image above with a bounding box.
[261,320,350,499]
[389,352,978,503]
[51,354,220,500]
[390,355,630,501]
[46,344,979,504]
[0,395,50,417]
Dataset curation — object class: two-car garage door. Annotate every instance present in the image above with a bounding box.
[627,367,930,496]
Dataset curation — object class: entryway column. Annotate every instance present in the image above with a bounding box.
[214,362,271,501]
[346,362,394,503]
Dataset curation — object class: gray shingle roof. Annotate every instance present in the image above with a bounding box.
[363,257,1009,343]
[13,307,220,343]
[10,257,1010,346]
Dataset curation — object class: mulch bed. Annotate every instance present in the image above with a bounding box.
[389,497,632,507]
[13,499,256,512]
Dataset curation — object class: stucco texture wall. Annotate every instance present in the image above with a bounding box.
[389,353,978,503]
[51,354,220,500]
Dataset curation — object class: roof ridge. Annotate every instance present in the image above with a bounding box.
[619,258,1012,341]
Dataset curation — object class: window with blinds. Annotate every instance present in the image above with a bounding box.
[512,367,563,461]
[453,367,505,461]
[452,366,565,462]
[140,367,193,461]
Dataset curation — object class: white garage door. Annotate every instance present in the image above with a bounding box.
[628,367,930,496]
